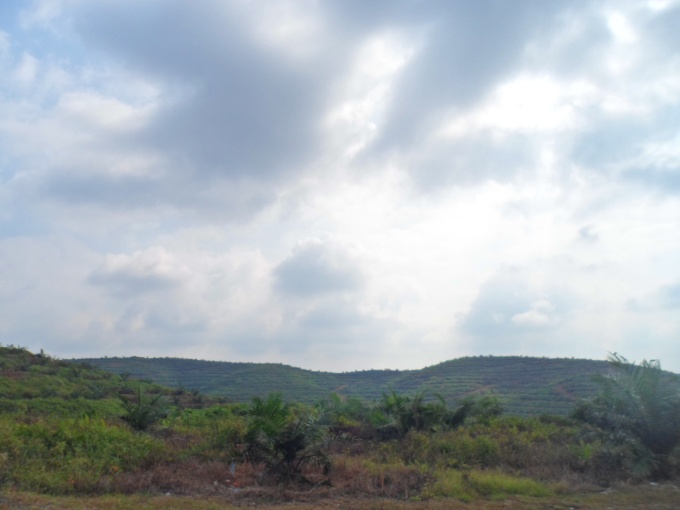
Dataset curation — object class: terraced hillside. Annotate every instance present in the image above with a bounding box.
[74,355,613,416]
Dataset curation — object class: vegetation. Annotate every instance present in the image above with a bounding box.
[573,353,680,479]
[119,386,169,431]
[2,344,679,508]
[243,394,330,482]
[73,355,609,416]
[372,389,503,437]
[0,415,165,494]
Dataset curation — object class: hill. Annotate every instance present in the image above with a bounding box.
[4,345,680,501]
[0,345,211,418]
[72,355,613,416]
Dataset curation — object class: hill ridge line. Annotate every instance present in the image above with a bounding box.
[72,354,604,375]
[72,355,615,416]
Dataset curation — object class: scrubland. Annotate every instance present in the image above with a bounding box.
[1,345,679,508]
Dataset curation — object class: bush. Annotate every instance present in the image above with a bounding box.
[0,416,165,493]
[119,386,168,431]
[573,354,680,478]
[243,394,330,482]
[173,406,247,460]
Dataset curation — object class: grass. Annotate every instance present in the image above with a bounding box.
[0,402,667,499]
[424,469,555,501]
[0,416,166,494]
[2,346,680,507]
[3,482,680,509]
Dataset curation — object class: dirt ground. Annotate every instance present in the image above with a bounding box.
[2,482,680,510]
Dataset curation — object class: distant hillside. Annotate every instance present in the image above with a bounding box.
[73,355,614,416]
[0,345,211,417]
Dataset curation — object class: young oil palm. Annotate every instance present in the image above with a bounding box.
[573,353,680,478]
[244,394,330,482]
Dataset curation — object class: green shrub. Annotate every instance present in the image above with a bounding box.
[401,430,500,468]
[573,354,680,478]
[244,393,331,482]
[119,386,168,431]
[172,406,248,460]
[0,416,165,493]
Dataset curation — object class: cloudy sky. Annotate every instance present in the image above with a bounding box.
[1,0,679,372]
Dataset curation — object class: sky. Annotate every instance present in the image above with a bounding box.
[1,0,679,373]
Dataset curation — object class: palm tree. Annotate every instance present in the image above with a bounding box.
[119,385,168,431]
[243,394,330,482]
[573,353,680,478]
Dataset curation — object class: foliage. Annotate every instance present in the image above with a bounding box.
[73,354,610,416]
[119,386,168,431]
[3,346,680,501]
[0,416,165,493]
[0,345,176,416]
[172,406,247,460]
[374,389,504,437]
[388,416,593,478]
[0,397,121,418]
[243,394,330,482]
[444,395,504,428]
[573,353,680,478]
[376,389,448,434]
[316,393,371,426]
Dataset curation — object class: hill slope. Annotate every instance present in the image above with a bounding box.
[73,355,613,416]
[0,345,211,417]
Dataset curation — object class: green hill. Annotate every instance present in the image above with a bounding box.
[0,345,211,418]
[1,344,631,416]
[72,355,614,416]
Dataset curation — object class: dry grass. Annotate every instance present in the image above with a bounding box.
[2,397,678,506]
[330,456,429,498]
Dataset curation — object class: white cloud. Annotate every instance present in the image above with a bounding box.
[440,75,597,138]
[12,52,39,85]
[511,299,555,327]
[88,247,185,297]
[325,31,416,160]
[56,91,155,132]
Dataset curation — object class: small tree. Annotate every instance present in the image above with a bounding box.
[449,395,504,426]
[377,389,503,436]
[316,393,370,427]
[243,394,330,483]
[119,386,168,431]
[573,353,680,478]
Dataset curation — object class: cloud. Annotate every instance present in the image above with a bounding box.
[274,241,363,297]
[458,264,579,355]
[658,283,680,309]
[367,1,570,152]
[2,0,680,373]
[70,0,332,181]
[406,133,535,190]
[628,282,680,311]
[88,247,183,298]
[511,299,556,327]
[0,236,102,351]
[577,225,599,243]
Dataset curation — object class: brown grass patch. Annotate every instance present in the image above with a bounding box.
[330,457,429,499]
[105,460,235,495]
